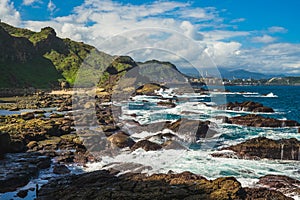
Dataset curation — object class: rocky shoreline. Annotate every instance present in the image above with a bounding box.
[0,89,299,199]
[37,170,292,200]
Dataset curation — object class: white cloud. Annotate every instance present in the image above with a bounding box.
[225,43,300,74]
[252,35,276,43]
[0,0,21,26]
[230,18,245,23]
[23,0,40,6]
[268,26,288,33]
[47,0,56,15]
[179,7,217,21]
[203,30,250,41]
[3,0,299,75]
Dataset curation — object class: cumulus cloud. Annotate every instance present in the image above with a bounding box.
[2,0,299,75]
[252,34,276,43]
[23,0,40,6]
[268,26,288,33]
[0,0,21,26]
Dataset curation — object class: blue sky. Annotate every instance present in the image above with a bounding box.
[1,0,300,75]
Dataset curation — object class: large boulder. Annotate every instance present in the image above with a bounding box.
[166,118,216,140]
[229,114,299,127]
[130,140,162,151]
[107,131,135,148]
[223,137,300,160]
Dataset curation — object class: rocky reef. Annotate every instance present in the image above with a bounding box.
[216,137,300,160]
[37,170,292,200]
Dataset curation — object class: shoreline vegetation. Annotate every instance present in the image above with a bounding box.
[0,22,299,199]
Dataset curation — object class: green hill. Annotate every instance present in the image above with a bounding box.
[0,22,97,88]
[0,22,186,91]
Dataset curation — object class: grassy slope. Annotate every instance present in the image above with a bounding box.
[0,22,96,88]
[0,22,186,90]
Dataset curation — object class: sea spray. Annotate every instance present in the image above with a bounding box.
[280,143,285,160]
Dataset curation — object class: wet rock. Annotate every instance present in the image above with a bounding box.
[229,114,299,127]
[131,140,162,151]
[102,162,152,174]
[21,112,35,120]
[219,101,274,113]
[166,118,216,140]
[107,131,135,148]
[17,189,28,198]
[243,187,293,200]
[257,175,300,197]
[215,116,231,123]
[157,101,176,108]
[53,164,71,174]
[0,152,51,193]
[38,170,292,200]
[223,137,300,160]
[162,140,187,150]
[210,150,239,159]
[253,106,274,113]
[0,132,11,157]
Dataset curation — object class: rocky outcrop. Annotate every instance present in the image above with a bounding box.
[229,114,299,127]
[157,101,176,108]
[53,164,71,174]
[223,137,300,160]
[37,170,292,200]
[167,118,217,140]
[0,152,51,193]
[257,175,300,197]
[219,101,274,113]
[107,131,135,148]
[134,83,165,96]
[0,112,92,164]
[130,140,162,151]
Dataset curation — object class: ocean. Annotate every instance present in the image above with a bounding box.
[86,85,300,198]
[1,85,299,199]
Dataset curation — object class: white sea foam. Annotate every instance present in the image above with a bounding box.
[243,92,278,98]
[84,149,300,190]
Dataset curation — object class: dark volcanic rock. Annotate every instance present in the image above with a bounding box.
[223,137,300,160]
[220,101,274,113]
[53,164,71,174]
[0,152,51,193]
[0,132,11,158]
[257,175,300,197]
[166,118,217,140]
[157,101,176,108]
[37,170,292,200]
[17,189,28,198]
[130,140,162,151]
[243,187,293,200]
[229,114,299,127]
